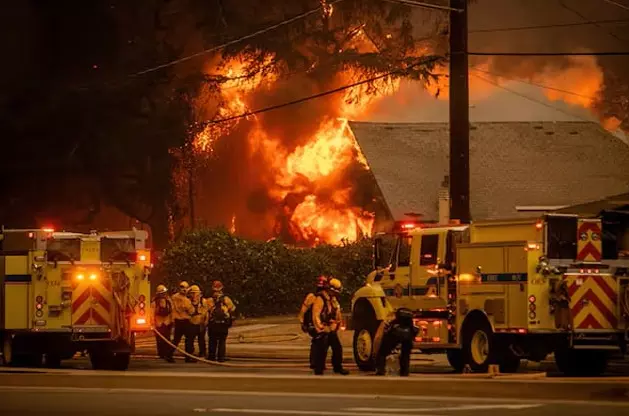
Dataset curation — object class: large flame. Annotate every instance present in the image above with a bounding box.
[194,56,398,245]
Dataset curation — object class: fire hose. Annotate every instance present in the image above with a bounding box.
[152,327,308,368]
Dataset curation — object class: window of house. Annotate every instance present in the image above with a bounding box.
[420,234,439,266]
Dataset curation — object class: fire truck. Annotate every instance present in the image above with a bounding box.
[349,214,629,376]
[0,227,152,370]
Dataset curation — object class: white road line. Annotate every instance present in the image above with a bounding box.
[347,404,543,412]
[1,386,629,407]
[211,409,439,416]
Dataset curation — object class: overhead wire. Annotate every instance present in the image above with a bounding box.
[199,56,441,126]
[470,67,597,101]
[557,0,628,44]
[381,0,463,12]
[468,19,629,34]
[470,72,597,124]
[467,51,629,56]
[601,0,629,12]
[129,0,345,78]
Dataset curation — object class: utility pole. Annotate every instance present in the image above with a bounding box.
[449,0,471,223]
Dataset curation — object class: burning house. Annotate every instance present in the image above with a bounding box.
[349,120,629,232]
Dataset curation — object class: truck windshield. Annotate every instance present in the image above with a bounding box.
[47,239,81,262]
[546,216,578,259]
[100,238,136,262]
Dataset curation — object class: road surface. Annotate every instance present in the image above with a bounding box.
[1,385,628,416]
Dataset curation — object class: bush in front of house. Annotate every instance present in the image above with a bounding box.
[155,228,376,317]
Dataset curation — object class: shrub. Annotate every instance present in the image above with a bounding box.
[155,228,375,317]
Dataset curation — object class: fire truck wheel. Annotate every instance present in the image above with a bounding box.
[462,317,494,372]
[554,348,608,377]
[446,349,464,372]
[353,320,380,371]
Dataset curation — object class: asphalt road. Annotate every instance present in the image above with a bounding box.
[1,387,628,416]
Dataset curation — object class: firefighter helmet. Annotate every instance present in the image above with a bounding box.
[156,284,168,295]
[179,281,190,292]
[189,285,201,293]
[328,278,342,294]
[212,280,224,292]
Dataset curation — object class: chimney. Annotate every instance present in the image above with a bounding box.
[438,175,450,225]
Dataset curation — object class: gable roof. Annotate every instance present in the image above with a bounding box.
[349,121,629,221]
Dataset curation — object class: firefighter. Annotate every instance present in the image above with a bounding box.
[207,280,236,362]
[171,280,194,362]
[298,276,328,369]
[374,307,418,376]
[326,277,349,375]
[310,277,349,375]
[187,285,210,359]
[151,284,175,363]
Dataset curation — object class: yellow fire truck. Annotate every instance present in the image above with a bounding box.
[350,214,629,376]
[0,227,152,370]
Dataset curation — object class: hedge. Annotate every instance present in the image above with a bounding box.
[155,228,376,317]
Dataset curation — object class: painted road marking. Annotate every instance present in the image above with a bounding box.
[210,409,438,416]
[347,404,543,412]
[1,387,629,407]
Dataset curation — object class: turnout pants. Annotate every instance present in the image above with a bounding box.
[208,325,229,361]
[186,324,206,358]
[312,332,344,374]
[376,331,412,376]
[155,323,172,358]
[172,319,190,354]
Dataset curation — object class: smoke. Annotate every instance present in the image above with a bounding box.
[371,0,629,132]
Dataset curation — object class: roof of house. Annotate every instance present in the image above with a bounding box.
[555,193,629,217]
[348,121,629,221]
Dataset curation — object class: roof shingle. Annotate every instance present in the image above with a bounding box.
[349,121,629,221]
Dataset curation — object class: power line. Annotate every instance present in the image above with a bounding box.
[381,0,463,12]
[601,0,629,12]
[558,0,628,44]
[467,51,629,56]
[200,57,440,125]
[470,67,596,101]
[130,0,345,77]
[469,19,629,34]
[471,73,596,123]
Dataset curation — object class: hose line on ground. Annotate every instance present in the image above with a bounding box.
[152,327,305,368]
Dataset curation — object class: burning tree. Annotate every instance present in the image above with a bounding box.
[182,0,446,246]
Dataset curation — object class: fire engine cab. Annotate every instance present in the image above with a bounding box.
[349,214,629,376]
[0,227,152,370]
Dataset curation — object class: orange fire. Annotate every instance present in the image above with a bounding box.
[194,55,397,245]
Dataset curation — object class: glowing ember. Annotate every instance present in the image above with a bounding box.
[230,214,236,234]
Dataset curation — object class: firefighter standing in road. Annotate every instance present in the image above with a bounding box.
[310,278,350,375]
[171,281,194,361]
[207,280,236,362]
[187,285,210,359]
[298,276,329,369]
[326,277,349,375]
[374,307,418,376]
[151,284,175,363]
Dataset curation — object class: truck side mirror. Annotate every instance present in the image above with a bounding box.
[373,237,383,270]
